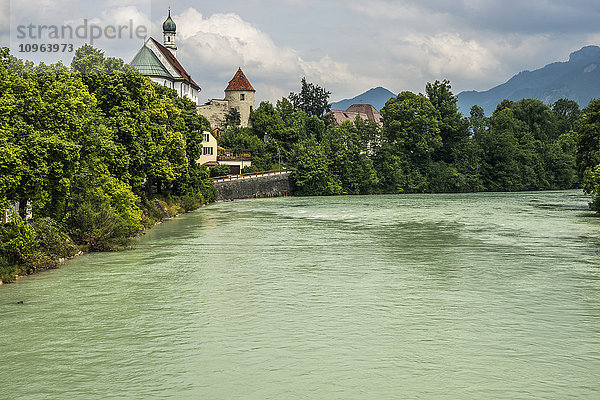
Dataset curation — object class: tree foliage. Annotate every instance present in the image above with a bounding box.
[0,46,214,281]
[288,77,331,117]
[577,99,600,211]
[243,78,586,200]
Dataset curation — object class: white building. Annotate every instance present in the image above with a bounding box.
[131,10,200,104]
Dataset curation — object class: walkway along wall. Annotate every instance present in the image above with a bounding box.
[212,171,293,201]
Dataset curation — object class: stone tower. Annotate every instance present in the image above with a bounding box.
[162,9,177,56]
[224,68,256,128]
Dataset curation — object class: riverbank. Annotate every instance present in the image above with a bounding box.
[0,195,213,285]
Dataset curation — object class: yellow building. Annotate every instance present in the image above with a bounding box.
[196,131,218,166]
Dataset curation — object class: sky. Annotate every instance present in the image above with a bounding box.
[2,0,600,105]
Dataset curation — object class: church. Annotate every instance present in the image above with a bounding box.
[131,10,200,104]
[131,10,256,130]
[131,10,256,173]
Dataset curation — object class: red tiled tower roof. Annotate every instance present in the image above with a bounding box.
[225,68,255,92]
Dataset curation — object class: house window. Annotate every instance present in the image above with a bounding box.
[203,147,213,156]
[240,94,245,101]
[203,133,210,142]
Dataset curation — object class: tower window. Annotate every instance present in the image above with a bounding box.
[240,94,245,101]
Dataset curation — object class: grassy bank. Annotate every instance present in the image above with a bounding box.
[0,194,212,284]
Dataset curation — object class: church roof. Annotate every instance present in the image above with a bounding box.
[150,38,200,89]
[225,68,255,92]
[131,46,173,79]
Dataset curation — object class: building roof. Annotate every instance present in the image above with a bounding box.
[225,68,255,92]
[131,46,173,79]
[345,104,381,122]
[326,104,383,127]
[149,37,200,89]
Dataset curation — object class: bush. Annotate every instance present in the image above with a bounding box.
[0,254,23,283]
[209,165,232,177]
[67,201,134,251]
[179,193,205,212]
[584,165,600,212]
[0,214,38,264]
[0,215,78,282]
[30,217,78,259]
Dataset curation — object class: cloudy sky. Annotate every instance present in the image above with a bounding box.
[2,0,600,104]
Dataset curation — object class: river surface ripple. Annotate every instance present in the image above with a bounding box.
[1,191,599,399]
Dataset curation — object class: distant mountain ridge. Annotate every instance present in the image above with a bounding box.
[331,87,395,111]
[457,45,600,115]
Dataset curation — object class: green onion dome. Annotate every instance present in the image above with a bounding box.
[163,10,176,32]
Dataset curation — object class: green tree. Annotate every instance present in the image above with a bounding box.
[425,80,470,164]
[291,138,342,195]
[553,98,581,134]
[324,122,378,194]
[577,99,600,211]
[251,101,285,139]
[469,105,488,138]
[478,107,521,191]
[381,91,441,161]
[225,108,241,128]
[511,98,559,142]
[288,77,331,117]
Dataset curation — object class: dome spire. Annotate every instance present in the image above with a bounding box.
[162,8,177,55]
[163,8,176,33]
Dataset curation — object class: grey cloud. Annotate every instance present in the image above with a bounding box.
[342,0,600,35]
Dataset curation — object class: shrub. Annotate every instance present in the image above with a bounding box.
[30,217,78,259]
[0,214,38,264]
[67,201,134,251]
[209,165,231,177]
[179,192,205,212]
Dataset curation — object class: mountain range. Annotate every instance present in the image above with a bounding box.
[331,45,600,116]
[456,45,600,115]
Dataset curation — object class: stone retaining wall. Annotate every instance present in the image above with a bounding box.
[213,173,293,201]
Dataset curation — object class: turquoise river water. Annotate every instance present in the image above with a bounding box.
[1,190,599,399]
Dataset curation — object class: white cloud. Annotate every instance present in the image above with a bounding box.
[100,5,151,29]
[6,0,600,103]
[176,9,299,76]
[171,8,366,102]
[401,33,500,79]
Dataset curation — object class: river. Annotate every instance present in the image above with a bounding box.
[1,190,599,399]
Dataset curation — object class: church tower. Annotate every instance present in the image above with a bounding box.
[224,68,256,128]
[162,9,177,56]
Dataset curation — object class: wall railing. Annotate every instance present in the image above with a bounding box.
[211,169,290,183]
